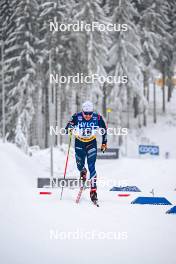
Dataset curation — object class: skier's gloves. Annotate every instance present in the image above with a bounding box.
[101,143,107,153]
[68,126,74,135]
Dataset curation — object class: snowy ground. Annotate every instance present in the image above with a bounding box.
[1,88,176,264]
[0,137,176,264]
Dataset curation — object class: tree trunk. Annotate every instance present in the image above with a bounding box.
[133,96,138,118]
[153,81,157,123]
[143,71,147,127]
[76,91,80,113]
[102,82,107,118]
[44,81,49,148]
[162,66,166,113]
[167,71,173,102]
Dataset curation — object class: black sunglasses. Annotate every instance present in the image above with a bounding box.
[83,111,93,116]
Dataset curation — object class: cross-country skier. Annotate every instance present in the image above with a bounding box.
[65,101,107,203]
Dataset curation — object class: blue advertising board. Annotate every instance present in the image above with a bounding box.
[139,145,159,156]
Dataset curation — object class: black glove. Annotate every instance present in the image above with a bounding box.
[101,143,107,153]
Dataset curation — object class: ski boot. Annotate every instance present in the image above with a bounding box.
[90,189,98,203]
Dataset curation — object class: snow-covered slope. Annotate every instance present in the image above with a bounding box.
[121,88,176,158]
[0,140,176,264]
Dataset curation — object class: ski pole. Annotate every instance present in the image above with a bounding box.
[60,131,73,200]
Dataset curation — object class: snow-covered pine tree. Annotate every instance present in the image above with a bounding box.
[36,0,63,147]
[15,117,28,153]
[154,0,172,113]
[139,1,161,94]
[37,0,82,147]
[0,0,14,138]
[108,0,144,129]
[72,0,109,104]
[172,1,176,57]
[166,0,176,102]
[137,1,161,125]
[7,0,39,145]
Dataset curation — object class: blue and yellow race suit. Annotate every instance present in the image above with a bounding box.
[65,111,107,189]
